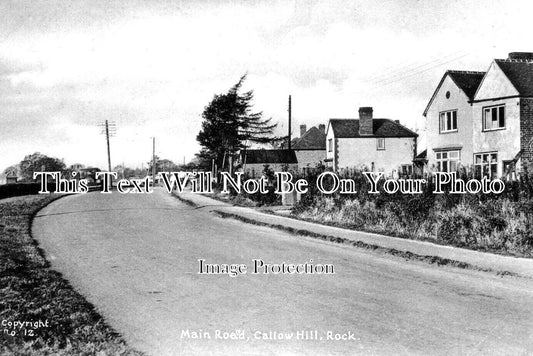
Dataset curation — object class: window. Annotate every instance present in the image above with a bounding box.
[400,164,413,177]
[483,105,505,131]
[376,138,385,150]
[439,110,457,133]
[474,152,498,179]
[328,139,333,152]
[435,150,460,172]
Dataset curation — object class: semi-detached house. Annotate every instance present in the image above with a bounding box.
[424,52,533,178]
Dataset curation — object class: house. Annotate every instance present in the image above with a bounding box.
[325,107,418,176]
[423,70,485,174]
[423,52,533,178]
[240,149,298,178]
[472,53,533,177]
[291,124,327,173]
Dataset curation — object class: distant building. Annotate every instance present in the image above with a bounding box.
[291,124,327,174]
[325,107,417,176]
[3,167,19,184]
[240,149,298,178]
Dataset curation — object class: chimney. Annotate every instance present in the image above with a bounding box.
[300,124,307,137]
[358,107,373,135]
[395,120,400,124]
[508,52,533,61]
[318,124,325,133]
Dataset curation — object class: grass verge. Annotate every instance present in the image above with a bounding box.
[0,194,143,355]
[212,210,521,279]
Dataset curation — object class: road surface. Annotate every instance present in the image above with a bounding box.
[32,189,533,355]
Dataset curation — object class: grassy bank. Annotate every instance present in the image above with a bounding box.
[292,194,533,258]
[0,194,143,355]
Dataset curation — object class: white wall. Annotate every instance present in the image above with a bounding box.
[337,136,415,175]
[475,62,519,100]
[472,62,521,177]
[426,75,474,171]
[326,125,336,169]
[472,98,521,176]
[295,150,326,170]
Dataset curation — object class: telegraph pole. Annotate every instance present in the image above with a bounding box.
[152,137,156,182]
[288,95,292,150]
[98,120,116,170]
[106,120,112,171]
[98,120,115,190]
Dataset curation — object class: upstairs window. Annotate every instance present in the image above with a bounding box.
[439,110,458,133]
[328,139,333,152]
[436,150,460,172]
[483,105,505,131]
[376,138,385,150]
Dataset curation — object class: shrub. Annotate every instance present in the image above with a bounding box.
[291,170,533,256]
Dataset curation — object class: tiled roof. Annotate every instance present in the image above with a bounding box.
[241,149,297,164]
[495,59,533,96]
[292,126,326,150]
[448,71,485,100]
[328,119,417,138]
[423,70,485,116]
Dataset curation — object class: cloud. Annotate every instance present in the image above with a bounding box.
[1,0,533,171]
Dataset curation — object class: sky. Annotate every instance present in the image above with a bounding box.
[1,0,532,171]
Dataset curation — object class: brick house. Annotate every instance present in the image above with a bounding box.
[325,107,418,176]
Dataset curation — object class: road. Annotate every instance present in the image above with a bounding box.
[32,189,533,355]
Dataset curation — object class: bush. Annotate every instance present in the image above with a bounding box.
[0,183,56,200]
[291,170,533,257]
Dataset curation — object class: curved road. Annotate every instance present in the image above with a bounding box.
[33,189,533,355]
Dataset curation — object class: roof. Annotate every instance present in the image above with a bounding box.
[292,126,326,150]
[241,149,298,164]
[494,59,533,96]
[328,119,417,138]
[423,70,485,116]
[448,71,486,100]
[413,149,427,162]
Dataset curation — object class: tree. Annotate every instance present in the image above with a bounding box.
[2,164,19,176]
[19,152,66,181]
[146,156,179,175]
[196,74,283,171]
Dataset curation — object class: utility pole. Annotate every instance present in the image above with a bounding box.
[152,137,156,183]
[105,121,111,171]
[288,95,292,150]
[98,120,116,170]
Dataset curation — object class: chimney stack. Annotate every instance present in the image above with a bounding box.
[508,52,533,61]
[318,124,325,133]
[358,107,373,135]
[300,124,307,137]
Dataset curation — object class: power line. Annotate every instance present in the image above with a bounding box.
[369,52,470,90]
[364,50,468,84]
[371,52,469,86]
